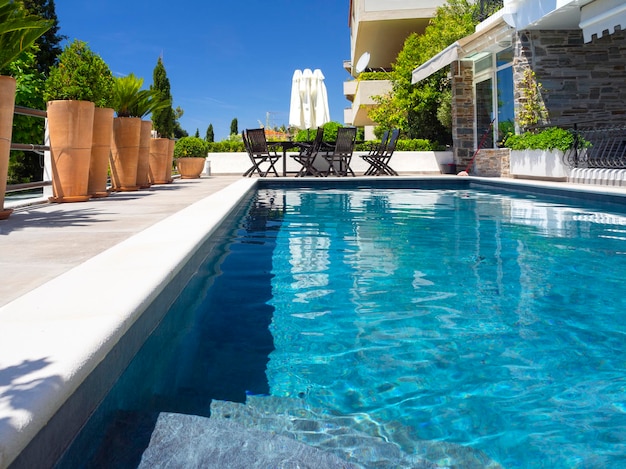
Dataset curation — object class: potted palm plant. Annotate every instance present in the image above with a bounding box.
[110,73,143,191]
[0,0,51,218]
[173,136,208,178]
[128,88,170,188]
[43,39,114,202]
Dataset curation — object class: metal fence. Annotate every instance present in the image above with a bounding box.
[565,124,626,169]
[7,105,51,196]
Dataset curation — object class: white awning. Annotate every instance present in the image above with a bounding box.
[411,42,460,84]
[580,0,626,42]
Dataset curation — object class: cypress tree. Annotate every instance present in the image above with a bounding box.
[230,118,238,136]
[23,0,65,75]
[151,57,175,138]
[205,124,214,142]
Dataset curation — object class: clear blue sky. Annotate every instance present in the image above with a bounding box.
[55,1,352,140]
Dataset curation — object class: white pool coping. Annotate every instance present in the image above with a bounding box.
[0,178,257,468]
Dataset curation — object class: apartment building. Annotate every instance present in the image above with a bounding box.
[344,0,446,139]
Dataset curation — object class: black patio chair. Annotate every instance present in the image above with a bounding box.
[242,128,281,177]
[362,130,389,176]
[321,127,357,176]
[360,128,400,176]
[290,127,325,176]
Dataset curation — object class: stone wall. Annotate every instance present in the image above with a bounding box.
[515,29,626,128]
[451,60,475,168]
[472,148,511,177]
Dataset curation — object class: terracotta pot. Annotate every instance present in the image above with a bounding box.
[176,157,206,179]
[47,100,95,203]
[0,76,16,219]
[88,107,114,198]
[110,116,141,191]
[148,138,171,184]
[166,139,175,183]
[136,120,152,189]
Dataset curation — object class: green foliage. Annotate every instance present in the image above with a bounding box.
[369,0,477,144]
[151,57,175,138]
[0,0,52,72]
[503,127,577,152]
[23,0,64,75]
[207,140,245,152]
[355,138,437,152]
[357,71,388,81]
[517,69,548,130]
[111,73,142,117]
[205,124,214,143]
[7,47,45,184]
[43,39,114,107]
[173,136,208,158]
[230,118,238,136]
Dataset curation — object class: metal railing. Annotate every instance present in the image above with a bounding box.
[6,105,51,196]
[565,124,626,169]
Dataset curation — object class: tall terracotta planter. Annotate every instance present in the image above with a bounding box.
[110,116,141,191]
[47,100,95,203]
[88,107,114,198]
[136,120,152,189]
[148,137,171,184]
[0,76,16,219]
[166,139,175,183]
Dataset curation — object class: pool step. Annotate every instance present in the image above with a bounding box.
[209,396,502,469]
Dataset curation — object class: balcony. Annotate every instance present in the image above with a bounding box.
[350,79,393,126]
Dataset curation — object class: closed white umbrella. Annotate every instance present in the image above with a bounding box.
[300,68,314,129]
[288,69,303,129]
[312,69,330,128]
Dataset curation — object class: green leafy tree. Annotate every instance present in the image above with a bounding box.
[43,39,114,106]
[0,0,52,72]
[151,57,175,138]
[205,124,214,142]
[23,0,64,75]
[369,0,478,144]
[7,47,46,184]
[230,118,238,136]
[194,128,200,138]
[172,106,187,138]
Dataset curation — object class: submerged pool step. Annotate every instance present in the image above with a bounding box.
[208,396,502,469]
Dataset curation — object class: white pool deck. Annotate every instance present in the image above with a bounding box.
[2,174,626,468]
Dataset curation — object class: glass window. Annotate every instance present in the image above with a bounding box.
[497,66,515,144]
[476,78,494,148]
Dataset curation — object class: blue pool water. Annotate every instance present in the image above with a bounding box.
[60,185,626,468]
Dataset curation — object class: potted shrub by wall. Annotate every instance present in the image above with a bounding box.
[44,40,114,202]
[0,1,51,218]
[504,127,578,181]
[174,136,208,178]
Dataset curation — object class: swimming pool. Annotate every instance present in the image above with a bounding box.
[59,182,626,468]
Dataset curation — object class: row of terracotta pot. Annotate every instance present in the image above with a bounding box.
[47,100,175,203]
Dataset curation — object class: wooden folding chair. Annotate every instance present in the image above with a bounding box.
[242,129,281,177]
[321,127,357,176]
[360,128,400,176]
[291,127,325,176]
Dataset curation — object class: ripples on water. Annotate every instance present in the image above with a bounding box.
[261,188,626,468]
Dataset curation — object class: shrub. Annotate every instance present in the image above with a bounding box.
[503,127,576,152]
[43,40,113,107]
[173,136,208,158]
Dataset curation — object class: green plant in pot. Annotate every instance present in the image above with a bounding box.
[174,136,208,179]
[0,0,51,217]
[43,39,114,202]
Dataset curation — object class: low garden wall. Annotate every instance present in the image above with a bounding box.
[205,151,453,176]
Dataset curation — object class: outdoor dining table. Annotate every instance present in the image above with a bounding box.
[270,140,318,176]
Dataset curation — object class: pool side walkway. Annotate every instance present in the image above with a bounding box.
[0,175,254,468]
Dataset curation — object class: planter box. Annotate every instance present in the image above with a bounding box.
[510,149,571,181]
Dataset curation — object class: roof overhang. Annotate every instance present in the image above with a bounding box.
[411,12,514,84]
[580,0,626,42]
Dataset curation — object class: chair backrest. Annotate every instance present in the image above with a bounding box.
[371,130,389,156]
[302,127,325,156]
[245,128,271,154]
[333,127,357,155]
[242,130,251,154]
[383,128,400,157]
